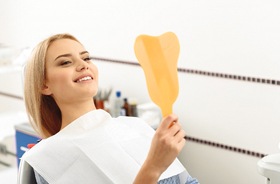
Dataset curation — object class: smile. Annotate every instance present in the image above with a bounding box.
[75,76,93,83]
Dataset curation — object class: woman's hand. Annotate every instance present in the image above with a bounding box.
[147,114,186,173]
[134,114,186,184]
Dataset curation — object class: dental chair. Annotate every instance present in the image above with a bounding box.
[258,143,280,183]
[17,143,38,184]
[17,158,37,184]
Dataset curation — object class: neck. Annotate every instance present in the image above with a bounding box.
[59,99,96,130]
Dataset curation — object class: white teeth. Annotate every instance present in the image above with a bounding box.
[77,76,92,82]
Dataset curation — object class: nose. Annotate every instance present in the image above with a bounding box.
[76,60,89,71]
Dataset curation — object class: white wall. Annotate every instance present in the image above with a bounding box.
[0,67,25,112]
[1,0,280,79]
[1,0,280,183]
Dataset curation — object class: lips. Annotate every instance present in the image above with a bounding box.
[74,75,93,83]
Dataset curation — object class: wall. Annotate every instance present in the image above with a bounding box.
[1,0,280,183]
[0,67,25,112]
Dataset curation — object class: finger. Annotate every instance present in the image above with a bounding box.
[171,133,186,153]
[168,122,182,136]
[168,115,179,128]
[177,137,186,150]
[161,114,178,129]
[174,129,186,142]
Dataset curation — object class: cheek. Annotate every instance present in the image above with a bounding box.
[95,69,99,82]
[47,71,71,90]
[91,64,99,81]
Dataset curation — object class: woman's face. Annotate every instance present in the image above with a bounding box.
[42,38,98,105]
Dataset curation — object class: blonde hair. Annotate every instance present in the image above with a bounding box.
[24,33,80,138]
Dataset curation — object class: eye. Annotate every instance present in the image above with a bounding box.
[83,57,91,62]
[60,60,72,66]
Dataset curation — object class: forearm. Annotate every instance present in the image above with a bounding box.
[133,161,161,184]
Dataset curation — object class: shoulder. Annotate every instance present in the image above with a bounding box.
[21,135,78,171]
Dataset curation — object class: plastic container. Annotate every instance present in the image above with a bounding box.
[113,91,123,117]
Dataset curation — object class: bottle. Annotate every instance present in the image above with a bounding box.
[129,98,138,117]
[113,91,123,117]
[121,98,130,116]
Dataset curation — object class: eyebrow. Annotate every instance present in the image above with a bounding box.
[54,51,89,61]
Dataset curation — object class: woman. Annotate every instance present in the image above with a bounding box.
[21,33,199,184]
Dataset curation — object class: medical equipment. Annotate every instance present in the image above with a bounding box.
[257,143,280,183]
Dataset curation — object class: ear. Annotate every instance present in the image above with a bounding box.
[41,84,52,95]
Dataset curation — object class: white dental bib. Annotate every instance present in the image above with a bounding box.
[21,110,187,184]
